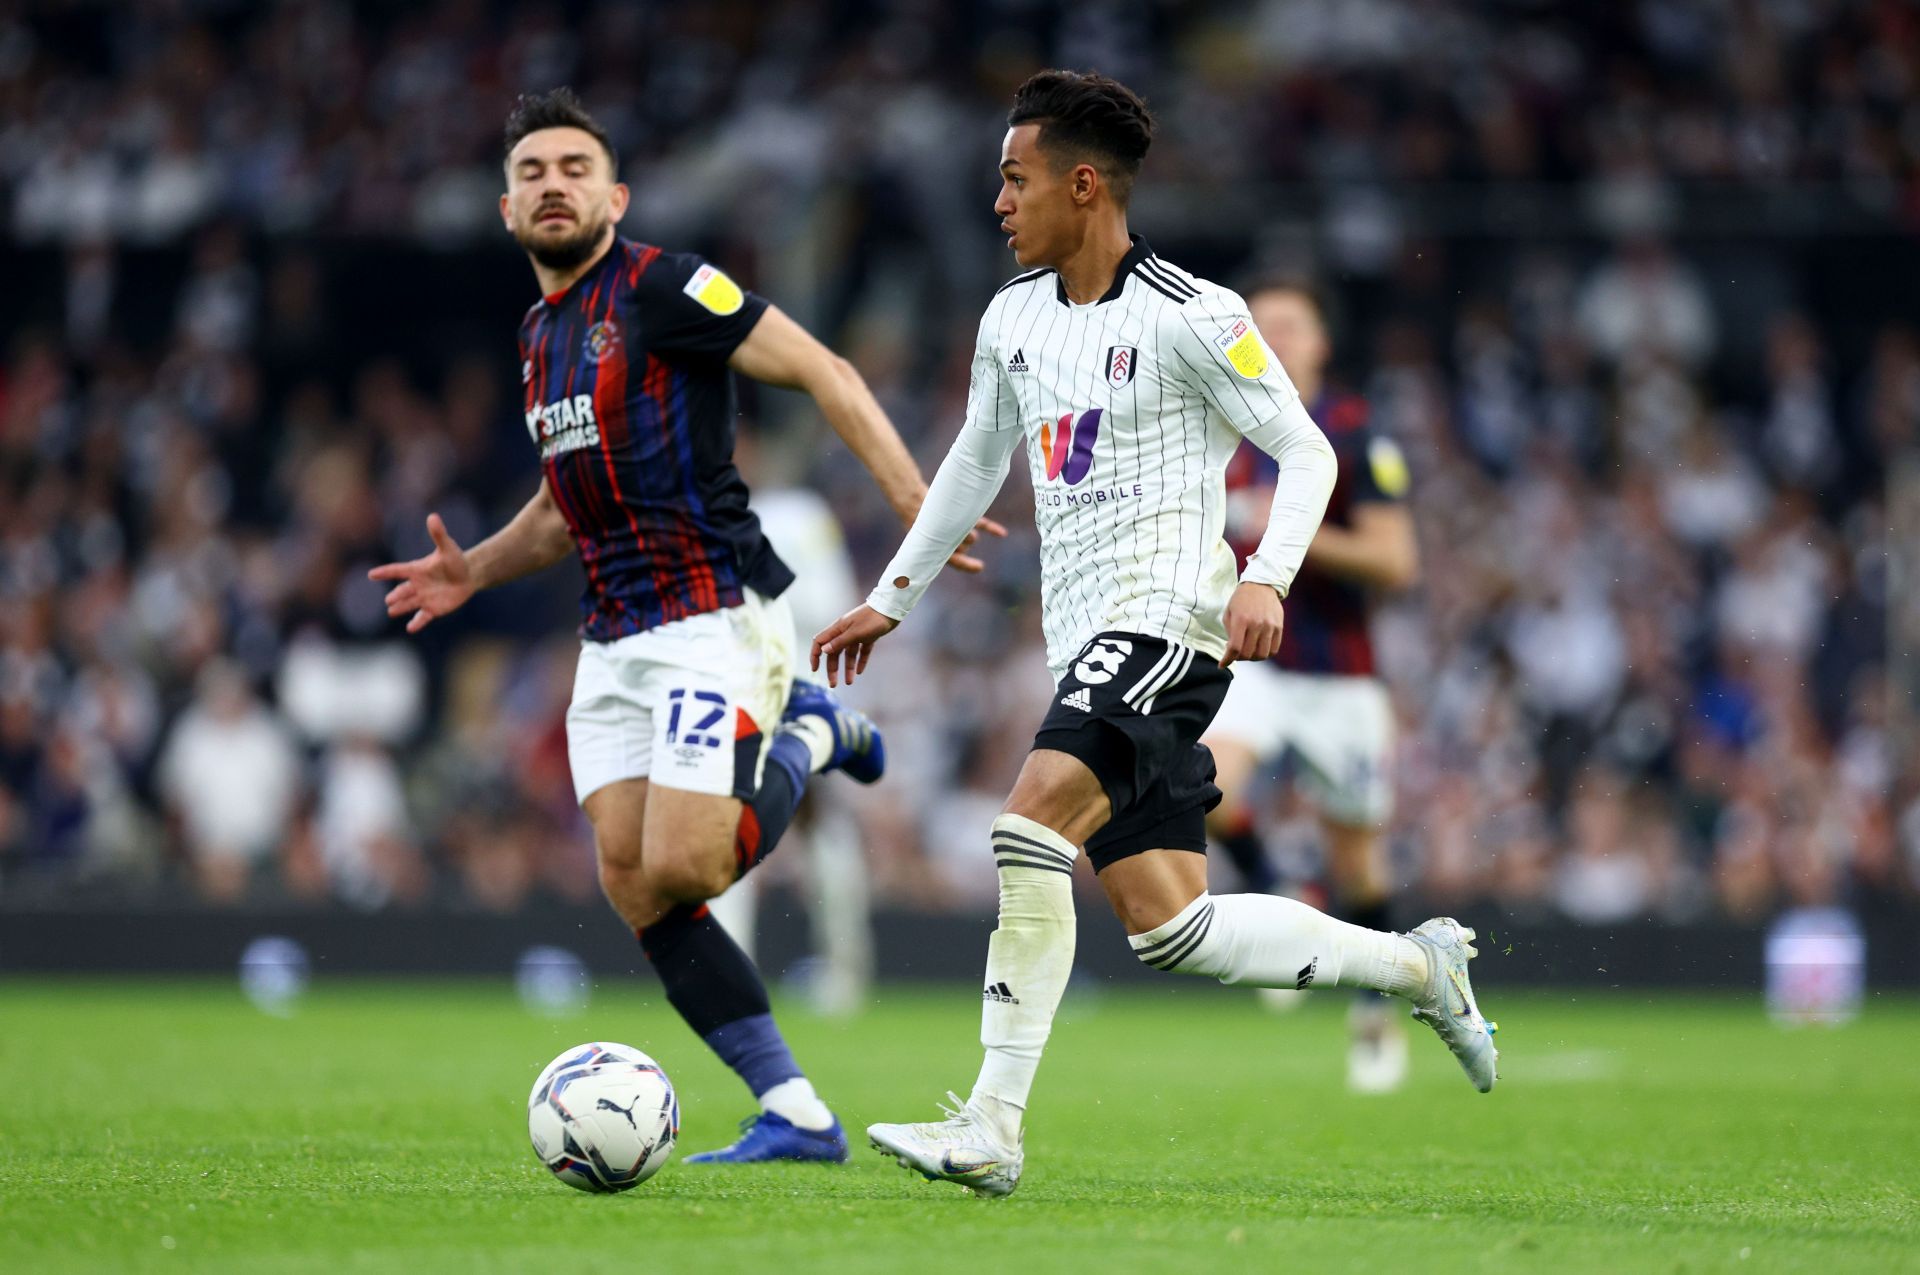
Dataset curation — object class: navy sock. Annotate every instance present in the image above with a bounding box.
[734,731,810,879]
[638,903,802,1097]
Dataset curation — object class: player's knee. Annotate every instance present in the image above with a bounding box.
[990,821,1082,921]
[645,846,734,905]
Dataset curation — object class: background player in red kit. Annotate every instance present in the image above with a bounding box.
[370,89,1001,1163]
[1201,280,1423,1092]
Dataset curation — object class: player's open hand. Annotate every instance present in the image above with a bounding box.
[811,605,899,687]
[945,516,1010,574]
[1220,581,1285,667]
[367,513,475,634]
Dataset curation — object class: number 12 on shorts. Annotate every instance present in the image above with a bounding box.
[665,688,729,752]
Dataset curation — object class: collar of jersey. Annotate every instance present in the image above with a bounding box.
[1053,234,1154,307]
[541,236,626,307]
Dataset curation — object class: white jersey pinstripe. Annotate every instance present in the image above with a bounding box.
[869,238,1336,680]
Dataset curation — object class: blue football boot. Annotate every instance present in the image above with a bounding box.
[780,680,886,784]
[682,1111,850,1165]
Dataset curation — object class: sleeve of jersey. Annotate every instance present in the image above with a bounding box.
[865,321,1023,623]
[636,251,769,359]
[1170,294,1337,596]
[1351,424,1412,506]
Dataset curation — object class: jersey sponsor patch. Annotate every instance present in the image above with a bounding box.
[1215,318,1270,380]
[1367,437,1411,498]
[683,264,745,315]
[1040,409,1103,485]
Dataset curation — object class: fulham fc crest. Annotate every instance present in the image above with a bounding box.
[1104,344,1138,388]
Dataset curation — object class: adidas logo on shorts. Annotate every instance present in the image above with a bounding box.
[1061,687,1092,712]
[983,982,1020,1004]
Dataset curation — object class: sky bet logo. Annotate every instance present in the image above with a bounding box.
[1038,408,1142,510]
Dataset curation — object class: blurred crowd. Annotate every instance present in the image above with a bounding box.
[7,0,1919,245]
[1,0,1914,923]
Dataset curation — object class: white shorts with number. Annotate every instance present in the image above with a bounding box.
[565,589,796,805]
[1206,663,1395,828]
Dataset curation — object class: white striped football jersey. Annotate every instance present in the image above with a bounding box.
[868,237,1336,678]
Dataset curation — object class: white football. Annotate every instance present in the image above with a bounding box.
[527,1041,678,1192]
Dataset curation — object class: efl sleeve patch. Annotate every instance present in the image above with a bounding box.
[1367,436,1411,499]
[1214,318,1271,380]
[683,264,745,316]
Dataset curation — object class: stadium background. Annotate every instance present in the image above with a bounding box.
[0,0,1915,990]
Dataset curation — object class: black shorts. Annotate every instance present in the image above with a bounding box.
[1031,631,1232,872]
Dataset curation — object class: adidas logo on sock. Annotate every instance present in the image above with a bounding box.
[1295,958,1319,990]
[1060,687,1092,713]
[983,981,1020,1004]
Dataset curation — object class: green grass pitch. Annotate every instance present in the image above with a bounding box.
[2,978,1915,1274]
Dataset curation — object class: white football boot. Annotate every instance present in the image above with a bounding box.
[867,1093,1023,1198]
[1406,917,1499,1092]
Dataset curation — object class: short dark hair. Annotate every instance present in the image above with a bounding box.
[503,87,618,176]
[1008,70,1155,206]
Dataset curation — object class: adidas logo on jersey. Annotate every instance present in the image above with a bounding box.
[1060,688,1092,713]
[983,982,1020,1004]
[1007,348,1029,374]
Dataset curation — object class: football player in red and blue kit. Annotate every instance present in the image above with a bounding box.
[1200,280,1424,1092]
[371,89,1001,1163]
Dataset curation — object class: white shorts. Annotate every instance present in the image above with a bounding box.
[566,589,796,805]
[1206,663,1394,827]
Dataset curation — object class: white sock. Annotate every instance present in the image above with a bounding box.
[758,1076,836,1131]
[779,717,835,774]
[1128,892,1430,998]
[968,814,1079,1119]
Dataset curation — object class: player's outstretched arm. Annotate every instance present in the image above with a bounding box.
[727,305,1005,572]
[368,480,574,634]
[811,605,899,688]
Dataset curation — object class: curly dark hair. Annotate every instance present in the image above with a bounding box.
[503,87,617,176]
[1007,70,1155,205]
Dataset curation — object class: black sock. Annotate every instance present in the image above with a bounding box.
[1216,811,1278,893]
[638,903,802,1096]
[1342,898,1392,934]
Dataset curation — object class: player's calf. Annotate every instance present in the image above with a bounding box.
[1123,889,1428,997]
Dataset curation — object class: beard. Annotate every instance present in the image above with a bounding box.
[515,209,611,271]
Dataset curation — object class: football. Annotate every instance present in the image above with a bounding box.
[527,1042,679,1192]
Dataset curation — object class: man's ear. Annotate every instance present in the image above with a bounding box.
[608,182,631,221]
[1073,163,1100,206]
[498,191,512,231]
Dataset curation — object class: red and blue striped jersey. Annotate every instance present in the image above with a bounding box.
[1225,390,1408,677]
[518,237,794,641]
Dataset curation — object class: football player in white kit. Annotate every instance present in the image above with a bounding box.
[813,70,1498,1196]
